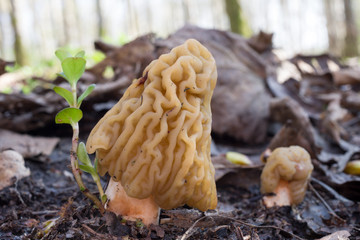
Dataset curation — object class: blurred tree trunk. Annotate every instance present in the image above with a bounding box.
[96,0,104,38]
[0,1,4,58]
[9,0,26,65]
[182,0,190,23]
[324,0,344,56]
[50,0,66,47]
[342,0,358,57]
[224,0,251,37]
[62,0,79,45]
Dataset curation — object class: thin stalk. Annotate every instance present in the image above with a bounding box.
[71,83,77,107]
[70,122,105,214]
[94,177,105,204]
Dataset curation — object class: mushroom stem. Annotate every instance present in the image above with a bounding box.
[105,178,160,226]
[262,179,292,208]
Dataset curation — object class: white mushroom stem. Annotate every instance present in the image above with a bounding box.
[262,179,292,208]
[105,178,160,226]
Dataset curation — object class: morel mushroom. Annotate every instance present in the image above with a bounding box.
[86,39,218,225]
[260,146,313,207]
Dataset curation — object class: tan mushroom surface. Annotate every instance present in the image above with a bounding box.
[260,146,313,207]
[86,39,218,212]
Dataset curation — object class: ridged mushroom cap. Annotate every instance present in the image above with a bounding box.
[86,39,218,211]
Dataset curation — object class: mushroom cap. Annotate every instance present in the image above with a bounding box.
[86,39,218,211]
[260,146,313,204]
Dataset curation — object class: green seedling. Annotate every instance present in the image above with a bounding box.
[54,49,105,213]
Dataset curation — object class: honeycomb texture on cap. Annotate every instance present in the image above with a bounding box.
[86,39,217,210]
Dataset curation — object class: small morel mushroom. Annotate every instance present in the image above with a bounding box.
[260,146,313,207]
[86,39,218,225]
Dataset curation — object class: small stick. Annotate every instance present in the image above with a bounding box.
[179,215,207,240]
[179,214,305,240]
[81,224,115,239]
[12,179,26,206]
[308,183,345,223]
[310,177,352,203]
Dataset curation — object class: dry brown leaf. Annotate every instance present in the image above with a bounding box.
[332,67,360,86]
[0,129,59,160]
[317,230,350,240]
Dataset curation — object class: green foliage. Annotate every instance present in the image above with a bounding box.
[55,107,83,126]
[75,50,85,58]
[53,49,105,211]
[135,219,144,228]
[61,57,86,86]
[101,194,107,203]
[55,50,72,62]
[53,86,74,106]
[54,50,94,124]
[4,63,21,73]
[77,142,101,182]
[103,66,115,79]
[21,78,40,95]
[77,84,96,107]
[89,50,105,64]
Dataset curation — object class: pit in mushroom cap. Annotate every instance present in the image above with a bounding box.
[260,146,314,206]
[86,39,218,211]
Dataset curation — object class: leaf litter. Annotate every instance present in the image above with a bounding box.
[1,25,360,239]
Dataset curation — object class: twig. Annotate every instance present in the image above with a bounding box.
[179,214,305,240]
[31,210,58,216]
[310,177,352,203]
[230,222,244,240]
[12,178,26,206]
[179,215,207,240]
[81,224,115,240]
[309,182,345,223]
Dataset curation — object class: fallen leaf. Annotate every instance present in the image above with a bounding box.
[0,129,59,160]
[247,31,273,53]
[317,230,350,240]
[332,67,360,86]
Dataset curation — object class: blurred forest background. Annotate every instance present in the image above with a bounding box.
[0,0,359,69]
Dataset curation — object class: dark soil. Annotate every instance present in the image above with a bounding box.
[0,137,359,240]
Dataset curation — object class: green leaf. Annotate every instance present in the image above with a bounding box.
[57,72,68,81]
[75,50,85,58]
[101,194,107,203]
[61,57,86,85]
[55,50,72,62]
[53,86,74,106]
[94,157,99,173]
[79,164,95,175]
[55,107,83,126]
[77,84,95,107]
[77,142,91,165]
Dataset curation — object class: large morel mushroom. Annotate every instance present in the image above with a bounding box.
[86,39,218,225]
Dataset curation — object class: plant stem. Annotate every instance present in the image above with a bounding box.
[95,177,105,203]
[71,83,77,107]
[71,123,105,214]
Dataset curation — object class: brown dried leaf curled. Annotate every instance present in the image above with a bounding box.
[86,39,217,211]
